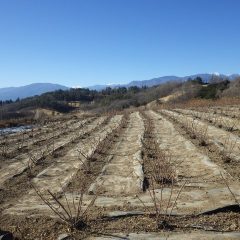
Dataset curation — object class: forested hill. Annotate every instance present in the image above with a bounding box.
[1,76,239,121]
[1,86,156,112]
[0,83,180,114]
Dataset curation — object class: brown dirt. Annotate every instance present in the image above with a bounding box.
[0,208,239,239]
[0,109,240,239]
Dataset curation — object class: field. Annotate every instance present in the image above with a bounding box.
[0,104,240,240]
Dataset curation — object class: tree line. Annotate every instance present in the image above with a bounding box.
[1,75,239,121]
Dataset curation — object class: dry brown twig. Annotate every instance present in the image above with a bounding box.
[137,176,187,229]
[219,135,238,163]
[0,135,11,158]
[31,180,98,229]
[139,111,187,229]
[220,172,240,207]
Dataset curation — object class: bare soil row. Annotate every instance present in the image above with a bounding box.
[175,108,240,133]
[161,109,240,164]
[0,110,239,239]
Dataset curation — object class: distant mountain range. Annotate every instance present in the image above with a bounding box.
[0,83,68,101]
[88,73,240,90]
[0,73,239,101]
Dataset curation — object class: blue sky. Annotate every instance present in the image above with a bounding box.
[0,0,240,88]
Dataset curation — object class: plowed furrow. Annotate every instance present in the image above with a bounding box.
[0,117,100,186]
[176,109,240,132]
[0,118,88,159]
[88,112,145,196]
[0,116,109,209]
[5,115,123,215]
[139,110,240,214]
[162,109,240,163]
